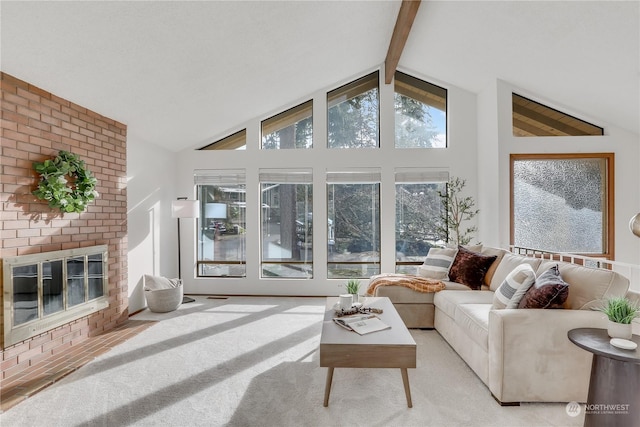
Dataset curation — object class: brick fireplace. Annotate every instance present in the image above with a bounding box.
[0,73,128,385]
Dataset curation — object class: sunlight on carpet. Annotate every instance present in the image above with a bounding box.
[0,296,584,427]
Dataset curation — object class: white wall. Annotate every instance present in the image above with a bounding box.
[477,78,640,265]
[173,65,479,296]
[126,139,178,313]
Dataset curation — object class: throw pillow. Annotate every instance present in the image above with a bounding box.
[144,274,182,291]
[417,247,458,280]
[492,264,536,309]
[448,246,498,290]
[517,265,569,309]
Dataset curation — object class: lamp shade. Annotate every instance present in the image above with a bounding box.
[205,203,227,219]
[171,200,200,219]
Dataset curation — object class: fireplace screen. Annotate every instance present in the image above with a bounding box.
[3,245,109,348]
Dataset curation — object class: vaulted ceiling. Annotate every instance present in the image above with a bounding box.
[2,1,638,152]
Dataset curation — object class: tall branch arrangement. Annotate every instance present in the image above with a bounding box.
[436,177,478,246]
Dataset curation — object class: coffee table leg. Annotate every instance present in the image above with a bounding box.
[401,368,413,408]
[323,367,334,407]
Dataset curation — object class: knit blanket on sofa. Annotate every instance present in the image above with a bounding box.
[366,274,445,295]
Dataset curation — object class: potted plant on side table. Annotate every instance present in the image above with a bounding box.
[601,296,639,340]
[346,279,361,304]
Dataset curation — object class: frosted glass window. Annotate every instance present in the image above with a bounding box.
[511,154,613,256]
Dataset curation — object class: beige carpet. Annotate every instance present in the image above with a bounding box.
[0,296,584,426]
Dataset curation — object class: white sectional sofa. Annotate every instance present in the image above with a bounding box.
[371,246,633,405]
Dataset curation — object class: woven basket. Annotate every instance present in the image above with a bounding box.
[145,283,183,313]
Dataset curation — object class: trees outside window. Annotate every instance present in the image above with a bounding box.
[394,71,447,148]
[260,169,313,278]
[327,170,380,278]
[327,72,379,149]
[262,101,313,149]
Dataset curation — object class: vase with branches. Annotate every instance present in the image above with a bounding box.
[436,177,479,246]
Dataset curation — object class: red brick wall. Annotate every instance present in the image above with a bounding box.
[0,72,128,382]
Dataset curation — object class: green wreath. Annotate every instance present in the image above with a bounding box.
[32,150,98,213]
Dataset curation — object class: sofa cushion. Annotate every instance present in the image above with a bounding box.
[434,289,494,320]
[417,247,458,280]
[448,246,497,290]
[489,252,542,291]
[454,304,490,351]
[537,261,630,310]
[375,280,470,304]
[481,247,508,287]
[492,263,536,309]
[518,264,568,309]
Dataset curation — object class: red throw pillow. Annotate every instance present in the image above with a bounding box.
[448,246,497,290]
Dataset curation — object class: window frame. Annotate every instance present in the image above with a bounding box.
[510,153,615,259]
[512,93,604,137]
[195,170,248,277]
[394,168,449,272]
[198,129,247,150]
[259,169,314,279]
[326,169,381,279]
[394,71,448,149]
[261,100,313,150]
[327,71,380,149]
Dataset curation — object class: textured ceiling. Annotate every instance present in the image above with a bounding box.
[1,1,638,152]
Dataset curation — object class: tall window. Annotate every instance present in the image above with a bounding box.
[327,72,379,149]
[395,169,448,273]
[511,154,614,258]
[261,101,313,149]
[327,170,380,278]
[196,170,247,277]
[260,169,313,278]
[394,71,447,148]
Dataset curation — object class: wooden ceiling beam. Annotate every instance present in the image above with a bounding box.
[384,0,422,84]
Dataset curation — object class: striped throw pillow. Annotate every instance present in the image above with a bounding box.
[417,247,458,280]
[492,264,536,309]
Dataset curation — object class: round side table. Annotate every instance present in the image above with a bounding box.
[568,328,640,427]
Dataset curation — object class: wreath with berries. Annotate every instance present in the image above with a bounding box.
[32,150,98,213]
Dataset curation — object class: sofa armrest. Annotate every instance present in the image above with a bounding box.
[488,308,605,404]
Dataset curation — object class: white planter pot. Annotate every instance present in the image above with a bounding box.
[351,293,359,304]
[607,320,632,339]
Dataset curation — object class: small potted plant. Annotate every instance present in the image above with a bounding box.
[346,279,361,303]
[600,297,639,339]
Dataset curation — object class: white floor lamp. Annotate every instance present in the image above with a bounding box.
[171,198,200,303]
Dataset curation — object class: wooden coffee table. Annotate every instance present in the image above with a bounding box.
[319,296,416,407]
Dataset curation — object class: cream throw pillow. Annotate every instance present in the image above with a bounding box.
[492,264,536,309]
[417,247,458,280]
[144,274,182,291]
